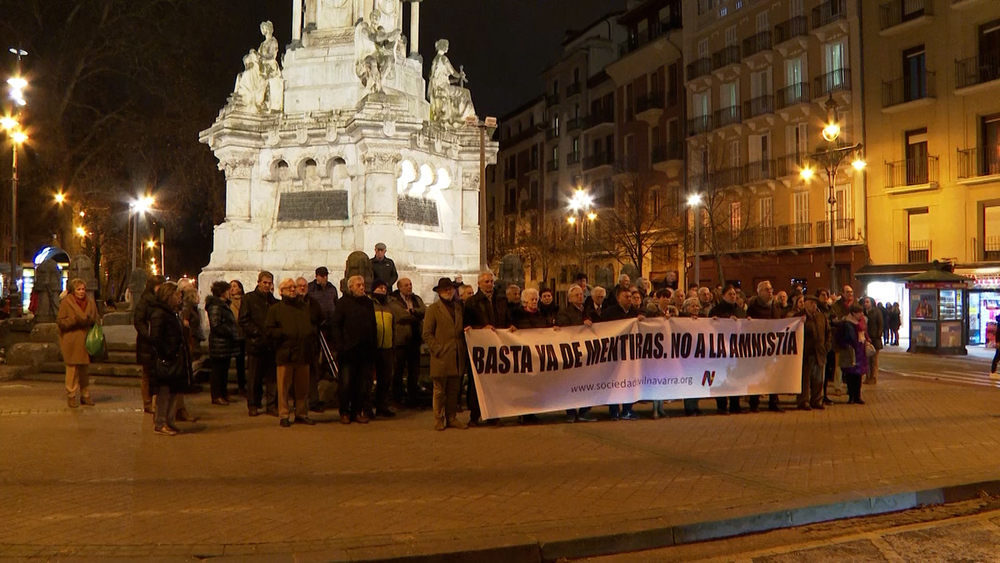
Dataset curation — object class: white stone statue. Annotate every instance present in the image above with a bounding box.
[230,21,285,113]
[428,39,477,126]
[354,9,406,94]
[313,0,352,30]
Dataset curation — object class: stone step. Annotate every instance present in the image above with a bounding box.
[24,370,142,388]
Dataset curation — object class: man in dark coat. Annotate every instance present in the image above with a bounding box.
[307,266,339,335]
[798,296,833,410]
[370,242,398,292]
[389,277,426,406]
[602,286,643,421]
[744,279,784,413]
[134,275,166,413]
[239,271,279,417]
[557,285,597,423]
[463,271,509,425]
[266,278,318,427]
[297,277,325,412]
[863,297,883,385]
[331,274,377,424]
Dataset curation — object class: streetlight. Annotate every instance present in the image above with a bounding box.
[75,226,87,238]
[129,195,155,273]
[800,95,866,292]
[566,187,596,274]
[5,47,27,303]
[687,193,703,287]
[466,115,498,269]
[54,192,66,205]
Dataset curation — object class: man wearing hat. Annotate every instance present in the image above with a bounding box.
[371,243,398,292]
[799,295,833,411]
[422,277,468,431]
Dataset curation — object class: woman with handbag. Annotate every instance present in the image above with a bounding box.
[835,303,869,405]
[57,278,99,408]
[148,282,194,436]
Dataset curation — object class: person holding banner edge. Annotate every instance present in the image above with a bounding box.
[464,271,509,426]
[509,288,551,424]
[601,285,645,420]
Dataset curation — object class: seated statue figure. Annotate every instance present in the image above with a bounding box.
[355,10,405,95]
[233,50,266,110]
[428,39,477,126]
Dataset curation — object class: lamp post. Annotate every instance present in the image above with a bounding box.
[800,95,866,293]
[567,187,595,270]
[5,47,27,299]
[687,193,702,288]
[466,115,498,270]
[129,195,154,273]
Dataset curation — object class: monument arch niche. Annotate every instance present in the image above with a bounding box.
[199,1,496,300]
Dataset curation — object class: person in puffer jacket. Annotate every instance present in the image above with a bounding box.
[370,279,396,418]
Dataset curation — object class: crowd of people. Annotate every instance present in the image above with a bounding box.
[54,241,901,436]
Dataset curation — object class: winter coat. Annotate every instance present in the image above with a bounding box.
[229,295,245,340]
[539,302,560,325]
[888,308,901,330]
[601,302,639,321]
[148,299,192,391]
[464,289,509,329]
[745,296,780,319]
[134,290,158,366]
[556,304,590,326]
[239,288,278,355]
[389,291,426,347]
[709,300,747,319]
[803,309,833,365]
[422,299,465,378]
[372,295,394,350]
[865,308,884,351]
[834,318,869,376]
[206,295,239,359]
[57,295,98,366]
[370,257,399,290]
[513,307,552,329]
[330,293,377,361]
[307,280,339,325]
[265,296,317,365]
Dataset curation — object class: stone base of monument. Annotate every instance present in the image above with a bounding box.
[102,312,134,327]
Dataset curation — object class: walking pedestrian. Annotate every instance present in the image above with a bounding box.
[57,278,99,408]
[148,282,192,436]
[240,271,279,417]
[266,278,318,427]
[206,280,239,406]
[423,277,468,431]
[331,275,377,424]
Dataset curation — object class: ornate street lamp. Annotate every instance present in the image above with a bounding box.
[466,115,498,269]
[687,193,703,287]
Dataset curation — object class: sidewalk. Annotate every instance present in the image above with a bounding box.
[3,352,1000,561]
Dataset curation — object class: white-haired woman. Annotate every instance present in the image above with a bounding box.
[511,288,551,330]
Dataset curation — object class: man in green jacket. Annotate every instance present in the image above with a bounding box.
[371,279,396,418]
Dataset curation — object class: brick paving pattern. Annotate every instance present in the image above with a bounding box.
[2,347,1000,558]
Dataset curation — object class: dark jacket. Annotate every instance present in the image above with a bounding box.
[834,318,868,376]
[888,307,901,330]
[240,287,278,355]
[307,280,339,325]
[540,302,560,325]
[513,307,552,329]
[803,308,833,365]
[330,293,377,361]
[134,290,158,366]
[206,295,239,359]
[865,307,884,351]
[464,289,509,329]
[602,302,639,321]
[370,257,399,291]
[389,290,426,346]
[148,299,192,392]
[709,300,746,319]
[831,298,855,320]
[556,304,590,326]
[745,296,779,319]
[585,300,607,322]
[265,296,318,365]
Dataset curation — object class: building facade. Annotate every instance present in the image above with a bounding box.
[682,0,867,294]
[860,0,1000,347]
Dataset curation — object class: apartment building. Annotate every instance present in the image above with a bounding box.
[682,0,867,293]
[859,0,1000,347]
[603,0,686,283]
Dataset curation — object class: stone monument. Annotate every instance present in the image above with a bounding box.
[199,0,497,302]
[340,250,373,294]
[33,259,62,323]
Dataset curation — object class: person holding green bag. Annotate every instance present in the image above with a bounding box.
[57,278,99,408]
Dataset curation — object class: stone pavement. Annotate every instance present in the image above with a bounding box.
[3,351,1000,561]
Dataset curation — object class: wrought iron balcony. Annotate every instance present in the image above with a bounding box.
[745,160,776,182]
[776,82,810,109]
[879,0,930,32]
[636,92,665,114]
[743,95,774,119]
[814,68,852,97]
[742,31,772,58]
[546,159,559,173]
[812,0,847,30]
[882,72,935,108]
[584,110,614,130]
[956,53,1000,89]
[957,147,1000,180]
[712,45,741,71]
[778,223,813,246]
[686,57,712,81]
[565,116,584,132]
[545,92,560,107]
[885,156,939,188]
[652,142,683,164]
[566,151,581,166]
[582,152,613,171]
[905,240,931,263]
[774,15,809,45]
[816,218,856,243]
[713,105,741,128]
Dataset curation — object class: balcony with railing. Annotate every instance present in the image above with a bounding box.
[652,141,683,164]
[713,105,741,128]
[545,92,560,107]
[546,159,559,173]
[566,82,582,98]
[687,115,713,136]
[904,240,931,263]
[777,82,811,109]
[774,15,809,45]
[744,95,774,119]
[567,151,581,166]
[885,156,939,190]
[712,45,741,71]
[584,109,614,130]
[812,0,847,30]
[816,218,857,243]
[583,152,613,171]
[736,226,778,250]
[686,57,712,81]
[985,236,1000,261]
[636,92,665,114]
[745,159,776,182]
[957,147,1000,181]
[814,68,852,98]
[882,72,936,109]
[742,31,772,59]
[879,0,931,33]
[566,116,584,132]
[775,153,808,177]
[618,15,683,56]
[955,53,1000,91]
[712,166,745,188]
[546,126,559,141]
[778,223,813,246]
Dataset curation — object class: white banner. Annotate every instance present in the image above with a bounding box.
[466,317,804,420]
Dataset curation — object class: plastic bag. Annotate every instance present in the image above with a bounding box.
[85,322,106,357]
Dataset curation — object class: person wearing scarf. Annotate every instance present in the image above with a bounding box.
[56,278,99,408]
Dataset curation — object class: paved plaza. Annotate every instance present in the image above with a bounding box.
[2,347,1000,560]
